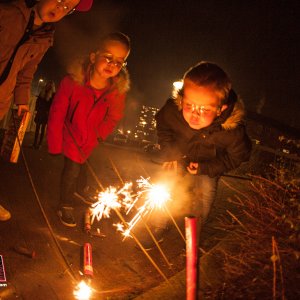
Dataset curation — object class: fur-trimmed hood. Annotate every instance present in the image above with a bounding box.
[66,57,130,95]
[220,98,246,130]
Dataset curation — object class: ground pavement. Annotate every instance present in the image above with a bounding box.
[0,133,251,299]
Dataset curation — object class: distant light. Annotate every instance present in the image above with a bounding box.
[38,78,44,83]
[127,130,131,134]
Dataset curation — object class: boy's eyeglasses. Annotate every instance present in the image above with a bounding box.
[182,100,220,116]
[56,0,76,14]
[99,54,127,69]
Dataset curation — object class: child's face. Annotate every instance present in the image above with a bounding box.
[90,40,129,80]
[182,79,227,129]
[35,0,80,25]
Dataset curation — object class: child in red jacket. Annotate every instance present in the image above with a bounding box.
[47,32,131,227]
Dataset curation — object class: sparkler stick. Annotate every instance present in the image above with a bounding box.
[113,207,171,284]
[107,155,124,185]
[144,221,172,268]
[164,205,186,242]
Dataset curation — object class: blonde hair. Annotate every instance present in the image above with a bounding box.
[183,61,232,104]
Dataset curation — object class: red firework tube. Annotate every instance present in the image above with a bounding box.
[84,209,91,233]
[83,243,93,277]
[185,216,198,300]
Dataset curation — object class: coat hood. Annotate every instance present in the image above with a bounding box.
[66,57,130,94]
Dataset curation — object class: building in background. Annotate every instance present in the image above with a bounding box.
[133,105,159,144]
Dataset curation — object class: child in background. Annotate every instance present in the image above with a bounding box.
[47,32,131,227]
[32,80,55,149]
[154,61,252,244]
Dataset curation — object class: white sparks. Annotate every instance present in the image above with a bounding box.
[73,280,92,300]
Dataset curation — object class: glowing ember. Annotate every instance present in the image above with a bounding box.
[73,280,92,300]
[90,186,122,223]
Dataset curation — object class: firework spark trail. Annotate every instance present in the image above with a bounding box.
[90,177,173,282]
[90,187,121,224]
[114,177,171,239]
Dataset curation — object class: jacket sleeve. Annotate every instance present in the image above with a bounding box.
[155,102,183,161]
[47,77,73,154]
[197,128,252,177]
[14,49,49,105]
[97,93,126,141]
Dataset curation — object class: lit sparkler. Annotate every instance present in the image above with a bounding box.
[90,185,130,224]
[73,280,92,300]
[115,177,171,238]
[90,177,171,239]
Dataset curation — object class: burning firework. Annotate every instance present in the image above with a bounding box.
[73,280,92,300]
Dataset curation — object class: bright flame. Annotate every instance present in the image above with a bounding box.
[115,177,171,239]
[73,280,92,300]
[89,178,171,239]
[91,187,121,223]
[90,183,133,224]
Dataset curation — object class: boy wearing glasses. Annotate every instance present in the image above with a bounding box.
[155,61,251,234]
[0,0,93,221]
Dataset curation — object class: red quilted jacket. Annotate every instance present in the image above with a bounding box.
[47,71,129,163]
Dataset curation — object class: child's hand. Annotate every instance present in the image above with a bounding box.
[187,162,199,175]
[17,104,29,116]
[162,161,178,173]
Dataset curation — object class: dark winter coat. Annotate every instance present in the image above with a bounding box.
[0,0,54,120]
[155,93,252,177]
[34,94,53,125]
[47,69,130,163]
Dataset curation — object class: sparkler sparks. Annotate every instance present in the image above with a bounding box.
[73,280,92,300]
[90,186,122,223]
[90,177,171,239]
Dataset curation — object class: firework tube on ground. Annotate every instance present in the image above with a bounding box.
[83,243,93,277]
[84,209,91,233]
[185,216,198,300]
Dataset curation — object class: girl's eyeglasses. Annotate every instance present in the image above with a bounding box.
[100,54,127,69]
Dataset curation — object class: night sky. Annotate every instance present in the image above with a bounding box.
[36,0,300,129]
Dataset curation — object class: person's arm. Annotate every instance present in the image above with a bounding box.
[155,102,182,162]
[14,50,47,106]
[190,127,252,177]
[47,77,73,154]
[96,93,126,141]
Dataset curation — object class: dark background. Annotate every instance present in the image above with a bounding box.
[33,0,299,129]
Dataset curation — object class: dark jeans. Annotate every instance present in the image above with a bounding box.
[33,122,46,147]
[59,156,87,208]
